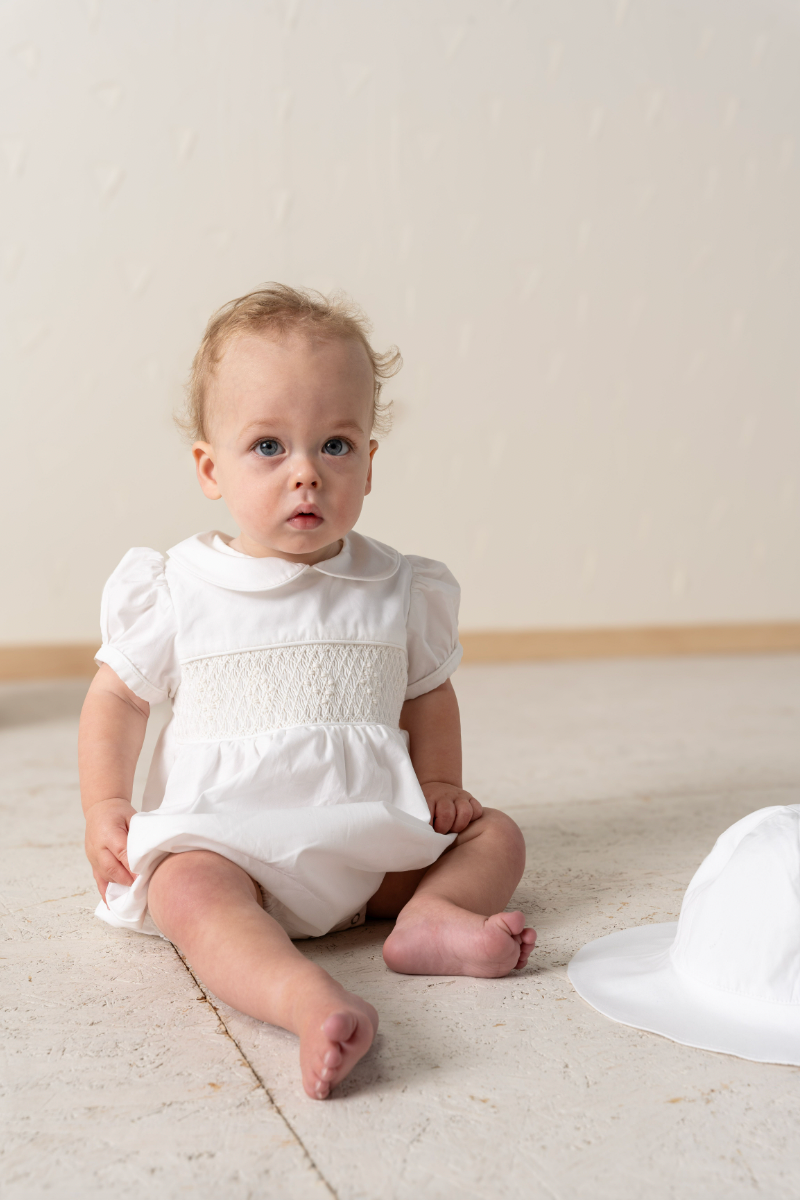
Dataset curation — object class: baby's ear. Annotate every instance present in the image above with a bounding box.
[192,442,223,500]
[365,439,379,493]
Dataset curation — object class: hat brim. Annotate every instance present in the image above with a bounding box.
[568,923,800,1066]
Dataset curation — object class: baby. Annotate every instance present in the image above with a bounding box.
[79,284,535,1100]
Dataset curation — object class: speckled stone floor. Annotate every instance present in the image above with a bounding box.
[3,656,800,1199]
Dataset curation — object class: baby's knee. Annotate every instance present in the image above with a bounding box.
[149,850,255,928]
[465,807,526,862]
[148,851,198,928]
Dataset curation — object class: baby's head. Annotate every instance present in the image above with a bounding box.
[184,284,401,563]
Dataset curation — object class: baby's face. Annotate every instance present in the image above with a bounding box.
[193,332,378,562]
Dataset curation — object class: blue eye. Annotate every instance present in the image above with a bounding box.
[254,439,283,457]
[323,438,350,456]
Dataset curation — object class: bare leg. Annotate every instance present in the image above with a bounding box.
[374,808,537,977]
[148,850,377,1100]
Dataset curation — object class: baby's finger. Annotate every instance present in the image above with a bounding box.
[105,829,130,862]
[451,795,475,833]
[93,869,109,902]
[469,793,484,820]
[97,848,135,888]
[432,798,456,834]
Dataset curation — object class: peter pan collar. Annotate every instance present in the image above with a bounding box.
[167,530,400,592]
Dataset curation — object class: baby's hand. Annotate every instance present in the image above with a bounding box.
[84,798,137,901]
[421,782,483,835]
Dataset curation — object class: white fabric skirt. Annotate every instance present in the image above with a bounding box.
[96,722,455,939]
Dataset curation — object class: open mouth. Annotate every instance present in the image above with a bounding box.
[288,506,323,530]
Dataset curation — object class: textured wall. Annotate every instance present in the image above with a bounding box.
[3,0,799,641]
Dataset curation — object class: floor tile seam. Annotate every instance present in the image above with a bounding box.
[172,945,339,1200]
[7,891,94,914]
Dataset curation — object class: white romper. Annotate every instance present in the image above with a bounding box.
[94,530,461,939]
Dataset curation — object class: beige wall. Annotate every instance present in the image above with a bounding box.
[3,0,799,643]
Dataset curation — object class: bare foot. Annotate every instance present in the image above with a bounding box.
[382,896,536,978]
[296,980,379,1100]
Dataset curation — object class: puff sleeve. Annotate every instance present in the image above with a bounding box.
[404,556,463,700]
[94,548,180,705]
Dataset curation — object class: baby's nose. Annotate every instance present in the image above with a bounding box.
[293,464,319,488]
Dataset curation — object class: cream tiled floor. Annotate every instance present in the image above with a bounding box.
[3,656,800,1199]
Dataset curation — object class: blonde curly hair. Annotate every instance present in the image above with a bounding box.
[179,283,401,442]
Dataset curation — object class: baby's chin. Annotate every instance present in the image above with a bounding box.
[234,526,346,563]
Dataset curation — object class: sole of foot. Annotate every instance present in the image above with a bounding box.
[299,991,379,1100]
[383,902,536,978]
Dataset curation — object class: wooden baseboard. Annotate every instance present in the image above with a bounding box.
[0,644,100,681]
[459,623,800,663]
[1,623,799,681]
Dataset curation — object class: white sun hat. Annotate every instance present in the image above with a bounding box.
[568,805,800,1065]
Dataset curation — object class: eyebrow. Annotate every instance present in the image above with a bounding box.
[325,419,366,434]
[239,418,367,437]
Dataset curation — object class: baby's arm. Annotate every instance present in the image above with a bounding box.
[78,663,150,900]
[399,678,483,835]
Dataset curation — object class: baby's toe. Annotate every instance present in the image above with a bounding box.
[501,910,526,936]
[514,928,537,970]
[487,910,526,942]
[303,1064,331,1099]
[321,1010,358,1046]
[300,999,378,1100]
[303,1015,358,1099]
[319,1044,344,1081]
